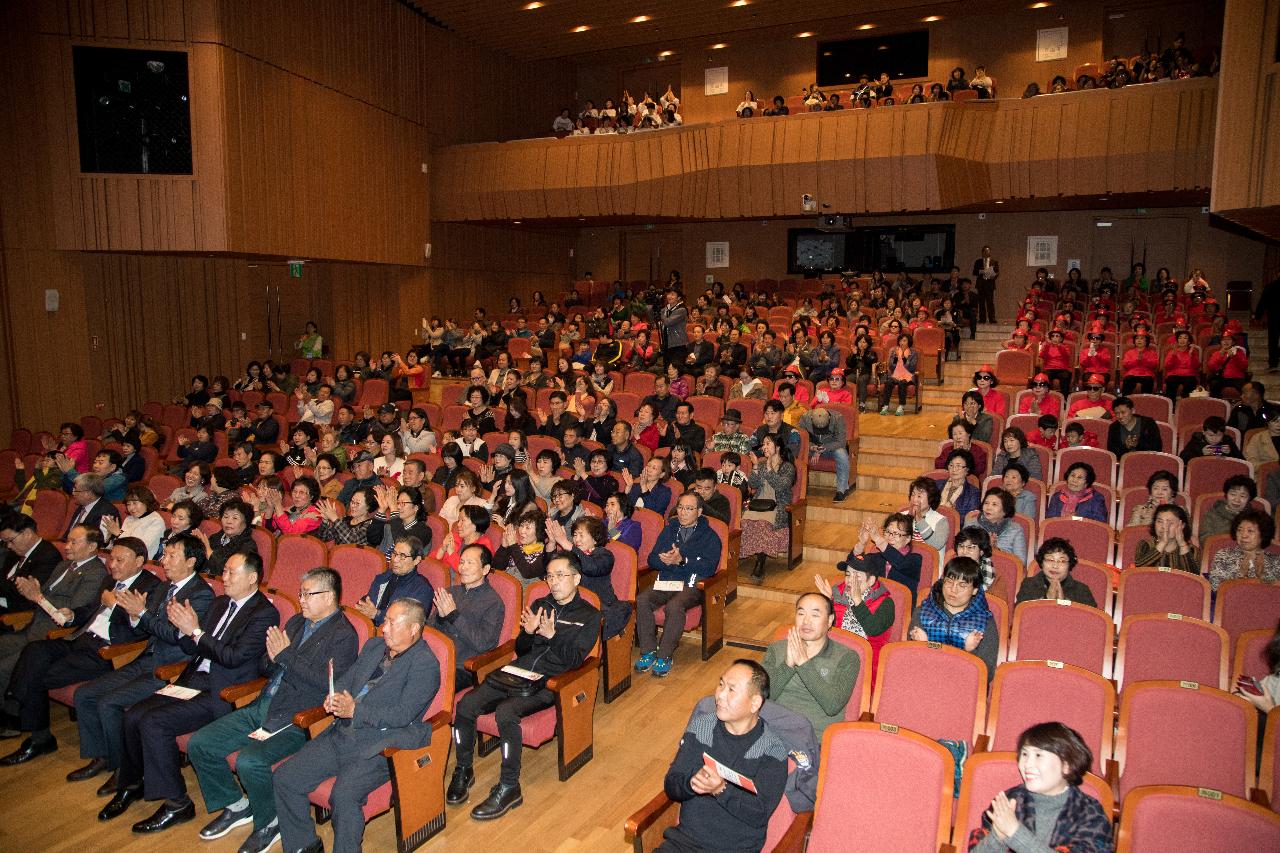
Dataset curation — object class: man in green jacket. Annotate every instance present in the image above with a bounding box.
[761,592,858,740]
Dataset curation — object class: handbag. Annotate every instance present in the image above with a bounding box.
[747,498,777,512]
[486,667,547,697]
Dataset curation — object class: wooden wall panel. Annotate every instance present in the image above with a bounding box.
[425,224,575,321]
[434,79,1218,224]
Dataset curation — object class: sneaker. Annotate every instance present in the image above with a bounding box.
[432,371,443,378]
[879,406,889,415]
[634,651,658,673]
[236,820,280,853]
[199,803,252,840]
[651,657,674,678]
[895,405,904,416]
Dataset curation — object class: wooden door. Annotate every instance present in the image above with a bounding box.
[622,229,683,284]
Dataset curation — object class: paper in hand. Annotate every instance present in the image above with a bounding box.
[702,752,758,794]
[37,597,68,626]
[328,658,335,698]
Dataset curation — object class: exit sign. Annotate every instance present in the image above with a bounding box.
[288,261,303,278]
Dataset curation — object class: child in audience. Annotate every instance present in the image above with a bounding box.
[716,451,749,499]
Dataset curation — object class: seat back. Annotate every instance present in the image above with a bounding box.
[872,641,986,744]
[1127,393,1173,425]
[1009,599,1114,677]
[1214,580,1280,651]
[1115,613,1229,691]
[264,588,300,624]
[1232,628,1274,683]
[605,540,638,603]
[1116,785,1280,851]
[484,570,523,644]
[1118,451,1182,491]
[770,625,872,719]
[954,752,1113,849]
[327,544,387,607]
[1116,681,1256,800]
[1115,567,1210,622]
[1263,708,1279,813]
[985,660,1115,775]
[250,527,276,580]
[31,490,68,539]
[148,474,182,504]
[342,606,376,650]
[1037,517,1112,565]
[420,625,457,719]
[417,556,449,593]
[878,576,912,641]
[808,722,954,853]
[271,535,327,596]
[1186,456,1253,505]
[1173,396,1230,432]
[1055,446,1117,487]
[633,507,666,572]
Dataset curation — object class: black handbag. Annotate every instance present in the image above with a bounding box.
[747,498,777,512]
[486,667,547,697]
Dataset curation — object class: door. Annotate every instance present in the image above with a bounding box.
[622,229,684,284]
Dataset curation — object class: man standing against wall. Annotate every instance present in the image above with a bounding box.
[660,287,689,367]
[971,245,999,325]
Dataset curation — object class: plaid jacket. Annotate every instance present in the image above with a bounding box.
[967,784,1113,853]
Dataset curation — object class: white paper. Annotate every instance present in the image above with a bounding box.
[704,67,729,96]
[156,684,201,700]
[247,725,292,741]
[653,579,686,593]
[38,597,69,626]
[702,752,758,793]
[1036,27,1068,62]
[500,664,543,681]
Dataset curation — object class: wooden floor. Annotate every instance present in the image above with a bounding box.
[0,602,790,853]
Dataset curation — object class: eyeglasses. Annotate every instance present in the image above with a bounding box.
[1087,385,1102,391]
[976,375,993,381]
[1032,382,1049,388]
[396,500,415,506]
[0,535,16,545]
[298,589,331,599]
[545,571,575,581]
[390,551,415,560]
[942,576,974,588]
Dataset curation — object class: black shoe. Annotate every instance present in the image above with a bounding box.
[96,770,119,797]
[750,553,767,581]
[132,799,196,833]
[67,757,109,782]
[0,735,56,765]
[833,488,850,502]
[296,840,323,853]
[446,766,476,805]
[470,782,523,821]
[236,820,280,853]
[199,803,253,840]
[98,785,143,821]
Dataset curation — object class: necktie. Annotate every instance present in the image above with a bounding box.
[213,601,239,638]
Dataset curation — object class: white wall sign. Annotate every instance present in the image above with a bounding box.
[704,67,729,96]
[1036,27,1069,62]
[1027,236,1058,267]
[706,241,730,269]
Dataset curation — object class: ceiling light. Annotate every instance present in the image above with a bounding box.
[571,24,590,32]
[522,2,543,9]
[1096,221,1113,227]
[994,200,1004,204]
[658,50,674,57]
[630,15,651,23]
[922,15,942,22]
[857,23,875,30]
[710,42,727,49]
[796,31,813,38]
[513,220,522,224]
[729,0,749,6]
[1029,1,1052,7]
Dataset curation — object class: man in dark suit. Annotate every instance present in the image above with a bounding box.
[0,512,63,614]
[188,568,358,853]
[62,472,121,540]
[65,533,215,794]
[99,550,277,832]
[971,245,999,325]
[0,537,160,765]
[660,287,689,367]
[0,524,107,735]
[273,598,440,853]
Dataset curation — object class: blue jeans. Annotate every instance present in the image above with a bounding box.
[818,447,850,492]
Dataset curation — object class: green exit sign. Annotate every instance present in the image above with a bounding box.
[288,262,303,278]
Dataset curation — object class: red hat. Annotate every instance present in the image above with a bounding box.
[1204,297,1219,306]
[1032,372,1050,383]
[1086,373,1106,386]
[1173,315,1188,327]
[829,367,845,378]
[1224,320,1243,335]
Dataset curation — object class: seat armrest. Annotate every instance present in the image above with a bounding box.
[546,656,600,693]
[1248,787,1269,809]
[696,568,731,603]
[636,568,657,594]
[858,710,875,723]
[293,705,334,738]
[464,640,516,676]
[99,640,147,666]
[153,661,185,682]
[220,677,268,708]
[774,811,812,853]
[1105,758,1121,819]
[1,611,33,631]
[46,626,76,640]
[974,734,990,753]
[625,790,678,848]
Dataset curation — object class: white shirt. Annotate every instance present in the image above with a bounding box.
[133,570,196,627]
[197,591,255,673]
[298,397,335,424]
[552,115,574,132]
[87,570,144,641]
[5,540,39,580]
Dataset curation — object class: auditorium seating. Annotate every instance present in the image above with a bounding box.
[1115,785,1280,851]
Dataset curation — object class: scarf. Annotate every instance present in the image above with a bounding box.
[839,581,889,637]
[918,593,989,649]
[1052,486,1095,517]
[973,514,1009,542]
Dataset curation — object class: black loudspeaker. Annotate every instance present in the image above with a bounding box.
[73,46,192,174]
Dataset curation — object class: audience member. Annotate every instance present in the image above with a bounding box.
[908,556,997,680]
[761,592,857,740]
[1208,508,1279,591]
[1015,538,1097,607]
[1045,462,1108,522]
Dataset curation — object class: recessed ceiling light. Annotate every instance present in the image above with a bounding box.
[513,220,522,224]
[710,42,727,49]
[522,2,543,9]
[994,200,1004,204]
[729,0,749,6]
[1029,1,1052,7]
[796,31,814,38]
[571,24,590,32]
[922,15,942,22]
[658,50,674,57]
[630,15,651,23]
[857,23,875,30]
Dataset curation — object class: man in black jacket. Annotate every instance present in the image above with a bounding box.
[0,513,63,615]
[100,551,277,832]
[448,552,602,821]
[1106,397,1162,459]
[67,534,215,795]
[683,324,716,372]
[246,400,280,446]
[0,537,161,765]
[187,568,358,853]
[658,660,789,852]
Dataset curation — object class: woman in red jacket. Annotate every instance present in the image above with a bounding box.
[1206,331,1249,397]
[972,366,1007,417]
[1038,328,1074,393]
[1018,373,1062,417]
[815,555,895,685]
[1162,329,1199,400]
[1078,327,1113,385]
[1120,330,1160,395]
